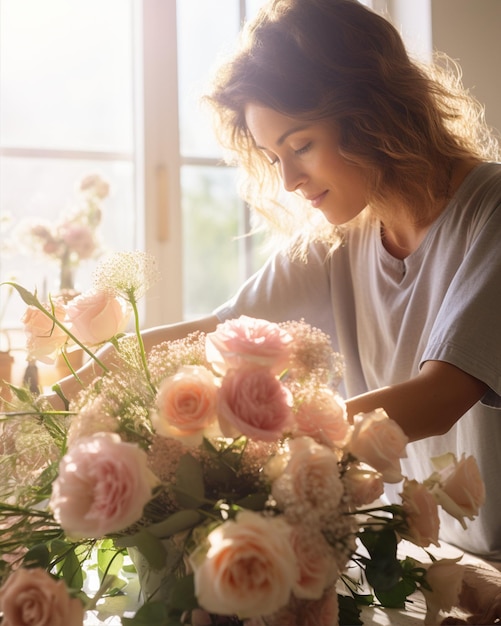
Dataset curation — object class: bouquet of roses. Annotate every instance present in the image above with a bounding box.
[0,251,486,626]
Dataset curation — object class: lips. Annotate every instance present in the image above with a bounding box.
[307,191,328,208]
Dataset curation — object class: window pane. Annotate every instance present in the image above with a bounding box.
[181,165,243,318]
[246,0,267,19]
[177,0,239,158]
[0,157,136,328]
[0,0,134,152]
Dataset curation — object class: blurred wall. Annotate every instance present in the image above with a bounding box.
[431,0,501,136]
[388,0,501,139]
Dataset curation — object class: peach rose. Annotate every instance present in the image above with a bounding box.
[191,511,298,618]
[343,462,384,507]
[49,432,157,538]
[152,365,218,441]
[0,567,84,626]
[272,437,344,519]
[290,528,338,600]
[65,290,130,345]
[421,558,465,625]
[294,388,350,446]
[429,453,486,529]
[22,302,68,364]
[206,316,293,375]
[217,366,292,441]
[400,479,440,547]
[347,408,408,483]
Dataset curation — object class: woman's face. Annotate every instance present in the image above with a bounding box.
[245,103,368,225]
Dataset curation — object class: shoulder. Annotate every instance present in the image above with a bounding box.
[456,161,501,207]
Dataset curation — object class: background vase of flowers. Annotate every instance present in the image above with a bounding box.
[0,251,489,626]
[16,173,109,297]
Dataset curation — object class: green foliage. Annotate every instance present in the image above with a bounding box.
[356,529,432,610]
[121,601,172,626]
[338,594,364,626]
[173,454,206,508]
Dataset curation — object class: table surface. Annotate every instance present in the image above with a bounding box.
[82,540,497,625]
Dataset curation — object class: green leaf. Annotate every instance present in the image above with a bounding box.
[60,548,84,589]
[121,601,171,626]
[374,577,416,608]
[365,554,402,593]
[2,282,41,308]
[172,454,205,508]
[23,544,51,569]
[7,383,35,404]
[235,492,269,511]
[338,594,363,626]
[202,458,236,487]
[148,509,203,538]
[359,527,397,557]
[168,574,198,611]
[114,531,167,570]
[98,540,124,579]
[360,528,402,593]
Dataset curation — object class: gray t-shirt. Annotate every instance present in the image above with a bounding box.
[215,162,501,560]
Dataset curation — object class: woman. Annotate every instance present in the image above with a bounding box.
[63,0,501,562]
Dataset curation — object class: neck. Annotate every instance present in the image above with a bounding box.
[380,157,480,259]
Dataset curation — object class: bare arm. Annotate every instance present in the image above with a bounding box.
[141,315,220,352]
[49,314,220,407]
[345,360,488,442]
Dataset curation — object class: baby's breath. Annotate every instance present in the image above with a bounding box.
[92,250,161,302]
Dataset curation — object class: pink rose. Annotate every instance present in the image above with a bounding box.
[265,587,339,626]
[272,437,344,520]
[294,388,350,446]
[429,453,486,529]
[347,408,408,483]
[421,558,465,625]
[400,479,440,547]
[191,511,298,618]
[302,588,339,626]
[59,223,96,259]
[206,316,293,375]
[22,302,68,364]
[217,366,292,441]
[343,462,384,507]
[290,528,338,600]
[0,567,84,626]
[49,433,157,538]
[66,290,130,345]
[153,365,218,436]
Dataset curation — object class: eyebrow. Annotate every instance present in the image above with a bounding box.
[256,124,311,150]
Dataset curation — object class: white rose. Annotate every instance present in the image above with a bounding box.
[347,408,408,483]
[421,558,465,625]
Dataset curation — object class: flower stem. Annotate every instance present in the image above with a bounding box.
[128,291,156,394]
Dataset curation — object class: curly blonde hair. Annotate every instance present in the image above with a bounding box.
[205,0,499,249]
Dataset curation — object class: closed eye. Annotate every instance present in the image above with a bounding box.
[294,142,312,156]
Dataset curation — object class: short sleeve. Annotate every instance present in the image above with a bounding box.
[422,197,501,406]
[213,241,335,336]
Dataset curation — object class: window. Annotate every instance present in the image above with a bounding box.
[0,0,139,332]
[0,0,268,340]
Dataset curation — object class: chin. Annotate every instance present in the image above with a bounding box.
[321,206,366,226]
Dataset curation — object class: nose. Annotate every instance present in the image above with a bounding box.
[280,160,307,192]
